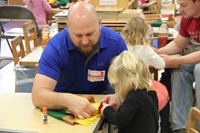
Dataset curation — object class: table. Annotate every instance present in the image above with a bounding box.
[152,27,178,40]
[0,93,105,133]
[46,8,63,22]
[19,46,43,67]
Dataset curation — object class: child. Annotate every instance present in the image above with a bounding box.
[121,16,165,70]
[100,51,159,133]
[23,0,52,28]
[121,16,170,132]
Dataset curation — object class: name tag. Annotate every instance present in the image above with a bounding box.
[88,69,105,82]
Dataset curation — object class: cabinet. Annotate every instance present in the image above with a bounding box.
[55,9,142,32]
[8,0,24,5]
[89,0,138,9]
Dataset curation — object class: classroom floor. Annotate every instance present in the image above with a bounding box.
[0,39,15,93]
[0,3,13,91]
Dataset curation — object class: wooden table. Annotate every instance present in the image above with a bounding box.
[19,46,43,67]
[0,93,104,133]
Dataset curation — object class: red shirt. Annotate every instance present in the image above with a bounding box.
[179,17,200,43]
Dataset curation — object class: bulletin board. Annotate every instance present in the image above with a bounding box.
[89,0,129,9]
[160,0,175,15]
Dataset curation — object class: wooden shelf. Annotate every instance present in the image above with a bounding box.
[8,0,23,5]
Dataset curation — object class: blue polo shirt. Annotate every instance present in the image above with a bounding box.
[38,26,127,94]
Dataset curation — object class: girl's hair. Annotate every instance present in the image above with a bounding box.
[121,16,149,47]
[108,51,152,104]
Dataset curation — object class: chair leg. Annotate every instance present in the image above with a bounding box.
[0,24,2,58]
[15,84,18,92]
[5,38,13,55]
[0,36,1,58]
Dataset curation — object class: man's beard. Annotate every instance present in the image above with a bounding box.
[75,43,97,57]
[182,12,191,19]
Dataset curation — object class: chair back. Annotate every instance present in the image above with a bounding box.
[140,0,159,14]
[0,5,41,41]
[11,36,25,66]
[22,20,39,54]
[187,107,200,133]
[149,67,158,80]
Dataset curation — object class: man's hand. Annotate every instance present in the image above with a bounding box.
[101,94,119,111]
[160,54,177,68]
[67,95,97,119]
[152,46,160,54]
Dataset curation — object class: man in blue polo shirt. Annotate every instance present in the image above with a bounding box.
[32,2,127,119]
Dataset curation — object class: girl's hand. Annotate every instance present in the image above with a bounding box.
[102,94,119,110]
[100,103,109,116]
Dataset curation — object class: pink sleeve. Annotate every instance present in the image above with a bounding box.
[42,0,52,13]
[150,80,170,112]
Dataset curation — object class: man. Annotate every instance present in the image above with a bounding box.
[32,2,127,119]
[156,0,200,132]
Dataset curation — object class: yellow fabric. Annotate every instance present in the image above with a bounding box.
[48,0,56,4]
[75,103,101,126]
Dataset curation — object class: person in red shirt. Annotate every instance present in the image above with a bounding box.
[155,0,200,132]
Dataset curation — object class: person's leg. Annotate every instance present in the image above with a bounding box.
[193,63,200,131]
[160,101,172,133]
[159,68,172,133]
[171,64,195,131]
[194,63,200,109]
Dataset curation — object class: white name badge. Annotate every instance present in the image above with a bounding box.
[88,69,105,82]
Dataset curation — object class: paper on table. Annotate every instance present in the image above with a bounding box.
[54,10,68,17]
[75,103,101,126]
[47,103,101,126]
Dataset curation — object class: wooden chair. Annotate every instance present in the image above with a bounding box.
[22,20,39,54]
[11,36,26,66]
[11,36,25,92]
[187,107,200,133]
[149,67,158,81]
[11,35,36,92]
[0,5,41,55]
[140,0,159,14]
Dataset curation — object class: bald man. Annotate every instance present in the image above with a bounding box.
[32,2,127,119]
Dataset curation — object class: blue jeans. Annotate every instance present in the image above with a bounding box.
[171,63,200,130]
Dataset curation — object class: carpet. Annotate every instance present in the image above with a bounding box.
[0,57,13,69]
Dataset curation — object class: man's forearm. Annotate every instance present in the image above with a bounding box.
[32,88,72,110]
[158,40,182,55]
[174,51,200,65]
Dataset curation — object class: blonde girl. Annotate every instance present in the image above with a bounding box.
[121,16,170,133]
[100,51,159,133]
[121,16,165,69]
